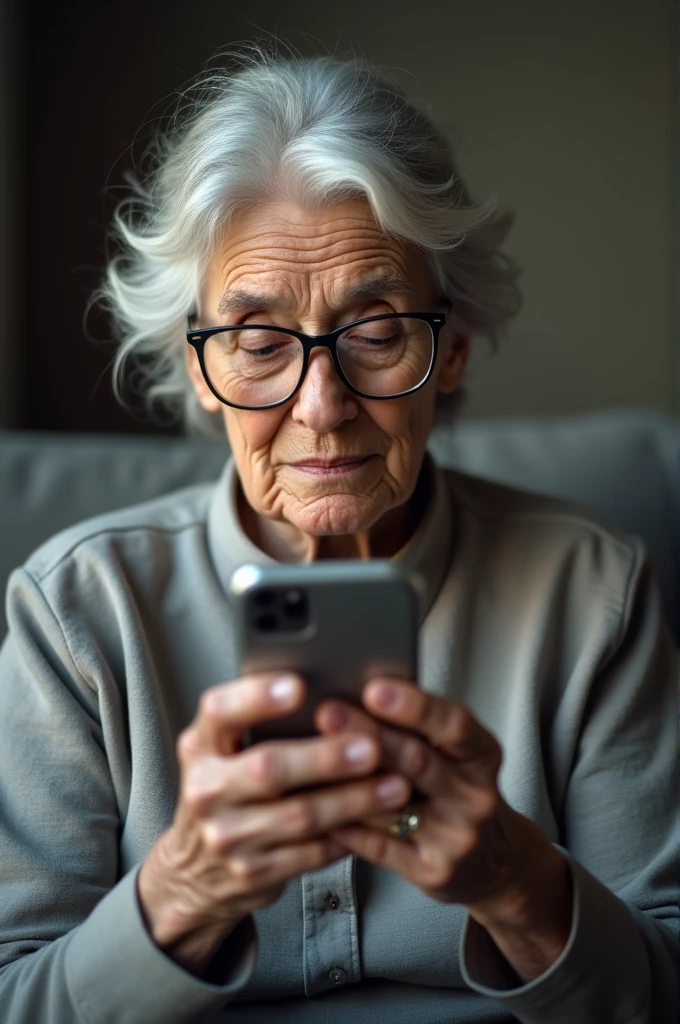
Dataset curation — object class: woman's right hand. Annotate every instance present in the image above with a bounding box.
[136,673,411,976]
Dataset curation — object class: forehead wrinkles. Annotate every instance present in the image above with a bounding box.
[218,225,408,276]
[204,202,423,317]
[218,253,412,304]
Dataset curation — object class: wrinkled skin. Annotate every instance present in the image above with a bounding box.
[186,196,468,560]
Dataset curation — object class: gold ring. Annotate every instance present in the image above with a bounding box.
[387,803,422,839]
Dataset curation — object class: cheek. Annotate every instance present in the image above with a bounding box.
[223,407,291,514]
[368,387,436,451]
[224,407,284,453]
[363,391,436,496]
[223,408,287,499]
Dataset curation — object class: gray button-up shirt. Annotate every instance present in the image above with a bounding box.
[0,459,678,1022]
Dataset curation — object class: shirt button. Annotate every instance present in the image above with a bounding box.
[326,893,340,910]
[329,968,347,985]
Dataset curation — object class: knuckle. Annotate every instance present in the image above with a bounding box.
[182,786,209,818]
[201,821,233,855]
[245,746,283,793]
[228,856,260,884]
[284,798,316,836]
[176,728,200,764]
[198,689,224,722]
[182,766,217,817]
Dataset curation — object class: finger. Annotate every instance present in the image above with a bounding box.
[315,699,381,738]
[329,823,457,891]
[227,839,347,889]
[180,674,306,759]
[202,774,412,853]
[183,731,382,810]
[362,680,502,784]
[355,801,473,836]
[317,699,471,799]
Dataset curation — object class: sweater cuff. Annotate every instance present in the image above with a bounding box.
[64,866,257,1024]
[459,847,650,1023]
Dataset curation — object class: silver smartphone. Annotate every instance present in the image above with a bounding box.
[229,560,421,742]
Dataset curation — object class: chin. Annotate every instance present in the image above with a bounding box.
[290,493,387,537]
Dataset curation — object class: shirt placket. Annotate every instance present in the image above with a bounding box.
[301,854,361,996]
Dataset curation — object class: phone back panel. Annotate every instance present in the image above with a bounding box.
[230,561,419,740]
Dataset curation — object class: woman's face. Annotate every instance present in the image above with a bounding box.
[187,197,469,550]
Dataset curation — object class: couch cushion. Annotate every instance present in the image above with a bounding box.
[429,410,680,643]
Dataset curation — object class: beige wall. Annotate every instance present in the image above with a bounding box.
[224,0,676,419]
[8,0,677,427]
[427,0,677,419]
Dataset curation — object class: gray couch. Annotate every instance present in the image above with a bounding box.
[1,409,678,644]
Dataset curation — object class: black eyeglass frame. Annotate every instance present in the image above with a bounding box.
[186,310,448,410]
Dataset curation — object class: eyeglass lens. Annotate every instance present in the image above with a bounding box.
[202,317,434,407]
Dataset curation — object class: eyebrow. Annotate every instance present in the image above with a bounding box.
[216,272,416,317]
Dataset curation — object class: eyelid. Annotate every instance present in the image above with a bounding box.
[343,318,399,331]
[240,313,296,329]
[341,302,402,325]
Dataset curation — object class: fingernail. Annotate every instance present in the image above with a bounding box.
[371,683,398,710]
[344,738,374,764]
[376,776,408,805]
[325,706,348,730]
[269,676,298,703]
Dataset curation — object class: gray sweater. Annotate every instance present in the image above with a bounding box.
[0,459,678,1023]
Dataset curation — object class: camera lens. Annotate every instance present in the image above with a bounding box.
[254,613,278,632]
[283,589,307,619]
[253,589,276,607]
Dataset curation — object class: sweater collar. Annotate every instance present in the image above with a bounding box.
[207,455,453,625]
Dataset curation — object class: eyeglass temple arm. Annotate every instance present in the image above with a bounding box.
[187,306,451,332]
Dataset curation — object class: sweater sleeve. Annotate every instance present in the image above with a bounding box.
[0,567,257,1023]
[460,540,680,1023]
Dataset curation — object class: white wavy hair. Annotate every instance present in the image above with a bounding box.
[96,48,522,437]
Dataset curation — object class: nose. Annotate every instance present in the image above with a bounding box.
[290,347,359,432]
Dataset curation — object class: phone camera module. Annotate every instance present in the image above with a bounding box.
[249,587,310,635]
[283,589,307,620]
[254,612,278,632]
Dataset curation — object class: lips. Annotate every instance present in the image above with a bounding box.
[291,456,370,468]
[288,455,374,476]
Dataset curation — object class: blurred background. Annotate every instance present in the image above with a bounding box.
[0,0,677,435]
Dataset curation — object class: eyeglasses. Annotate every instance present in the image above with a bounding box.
[186,311,447,410]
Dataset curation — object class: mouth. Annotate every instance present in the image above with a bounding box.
[289,455,374,477]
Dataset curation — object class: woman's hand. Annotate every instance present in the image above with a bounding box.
[137,673,411,977]
[315,679,572,981]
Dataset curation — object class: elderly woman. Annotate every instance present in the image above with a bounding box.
[0,53,678,1024]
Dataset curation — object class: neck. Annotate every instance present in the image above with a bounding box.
[238,463,431,563]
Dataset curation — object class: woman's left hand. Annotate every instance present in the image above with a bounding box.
[315,678,567,926]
